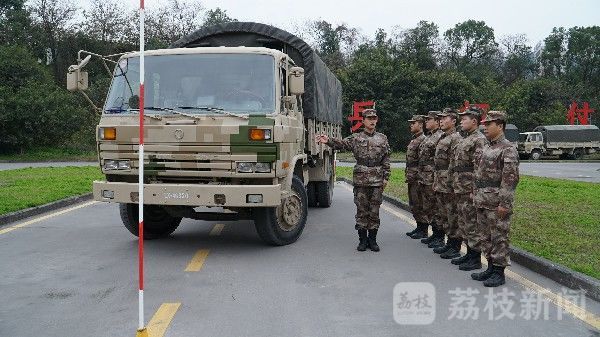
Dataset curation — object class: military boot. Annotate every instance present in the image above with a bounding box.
[420,223,435,244]
[451,245,471,265]
[357,229,368,251]
[433,236,452,254]
[471,263,494,281]
[406,225,421,237]
[483,266,506,287]
[428,228,445,248]
[367,229,380,252]
[459,250,482,271]
[440,238,462,259]
[409,222,428,239]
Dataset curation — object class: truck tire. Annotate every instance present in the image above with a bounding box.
[573,148,583,160]
[253,175,307,246]
[316,175,334,208]
[119,203,182,239]
[307,182,318,207]
[530,150,542,160]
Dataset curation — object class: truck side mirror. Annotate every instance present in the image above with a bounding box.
[66,55,92,92]
[289,67,305,95]
[67,69,89,92]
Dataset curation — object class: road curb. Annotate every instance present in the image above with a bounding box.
[336,177,600,301]
[0,193,93,228]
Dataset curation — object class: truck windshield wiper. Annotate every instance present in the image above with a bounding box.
[177,106,249,119]
[104,107,162,120]
[141,106,201,120]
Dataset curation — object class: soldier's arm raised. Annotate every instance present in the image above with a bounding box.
[324,134,355,152]
[498,147,520,212]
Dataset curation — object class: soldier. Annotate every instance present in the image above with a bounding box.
[448,106,488,271]
[316,109,391,252]
[418,111,444,248]
[471,111,520,287]
[405,115,428,239]
[432,108,463,258]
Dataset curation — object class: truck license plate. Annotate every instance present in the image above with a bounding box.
[164,192,189,200]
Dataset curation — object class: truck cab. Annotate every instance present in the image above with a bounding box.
[518,132,544,160]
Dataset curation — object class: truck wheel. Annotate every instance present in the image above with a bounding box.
[119,203,182,239]
[307,182,317,207]
[573,148,584,160]
[530,150,542,160]
[253,175,307,246]
[316,174,334,208]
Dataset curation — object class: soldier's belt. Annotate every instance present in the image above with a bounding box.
[454,165,474,172]
[406,162,419,168]
[434,163,449,170]
[475,180,501,188]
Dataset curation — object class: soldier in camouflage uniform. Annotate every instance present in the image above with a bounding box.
[471,111,520,287]
[448,106,488,271]
[405,115,428,239]
[317,109,391,252]
[432,108,464,258]
[418,111,444,247]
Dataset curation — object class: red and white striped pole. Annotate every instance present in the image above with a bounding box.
[137,0,146,335]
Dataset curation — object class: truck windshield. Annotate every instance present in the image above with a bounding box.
[104,53,276,115]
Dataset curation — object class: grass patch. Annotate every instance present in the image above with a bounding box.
[336,151,406,162]
[0,147,97,162]
[0,166,103,215]
[336,167,600,279]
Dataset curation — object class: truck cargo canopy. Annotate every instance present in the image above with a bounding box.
[170,22,343,125]
[532,125,600,143]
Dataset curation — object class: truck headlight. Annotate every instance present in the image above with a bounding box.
[103,160,118,170]
[99,127,116,140]
[104,160,131,170]
[237,162,254,173]
[254,162,271,173]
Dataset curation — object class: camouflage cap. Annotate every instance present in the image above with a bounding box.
[408,115,425,122]
[438,107,458,119]
[482,110,508,123]
[426,111,441,119]
[458,105,482,119]
[362,109,377,118]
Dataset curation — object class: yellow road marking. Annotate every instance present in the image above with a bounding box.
[147,302,181,337]
[184,249,210,272]
[0,201,98,236]
[340,182,600,329]
[209,223,225,236]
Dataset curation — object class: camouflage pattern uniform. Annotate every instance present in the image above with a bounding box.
[433,112,462,240]
[405,116,426,225]
[418,112,444,229]
[474,112,519,268]
[326,113,391,231]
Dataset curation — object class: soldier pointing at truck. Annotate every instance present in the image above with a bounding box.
[316,109,391,252]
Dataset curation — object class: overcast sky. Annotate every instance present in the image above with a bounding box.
[119,0,599,46]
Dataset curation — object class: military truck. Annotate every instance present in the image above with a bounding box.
[517,125,600,160]
[67,22,343,245]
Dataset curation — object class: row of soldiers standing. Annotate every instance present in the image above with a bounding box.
[405,106,520,287]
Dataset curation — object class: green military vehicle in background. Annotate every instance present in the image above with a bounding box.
[67,22,343,245]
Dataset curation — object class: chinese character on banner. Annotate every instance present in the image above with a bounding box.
[348,101,375,132]
[460,101,490,122]
[567,102,594,125]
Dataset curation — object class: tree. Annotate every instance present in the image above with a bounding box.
[81,0,128,43]
[499,34,536,84]
[442,20,499,73]
[28,0,78,80]
[564,26,600,87]
[395,20,440,70]
[307,20,359,73]
[203,8,237,27]
[539,27,567,77]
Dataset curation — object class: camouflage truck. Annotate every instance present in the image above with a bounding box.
[67,22,343,245]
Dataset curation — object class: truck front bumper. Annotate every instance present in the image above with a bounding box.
[93,181,281,207]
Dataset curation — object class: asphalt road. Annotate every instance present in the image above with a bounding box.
[1,182,598,337]
[337,161,600,183]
